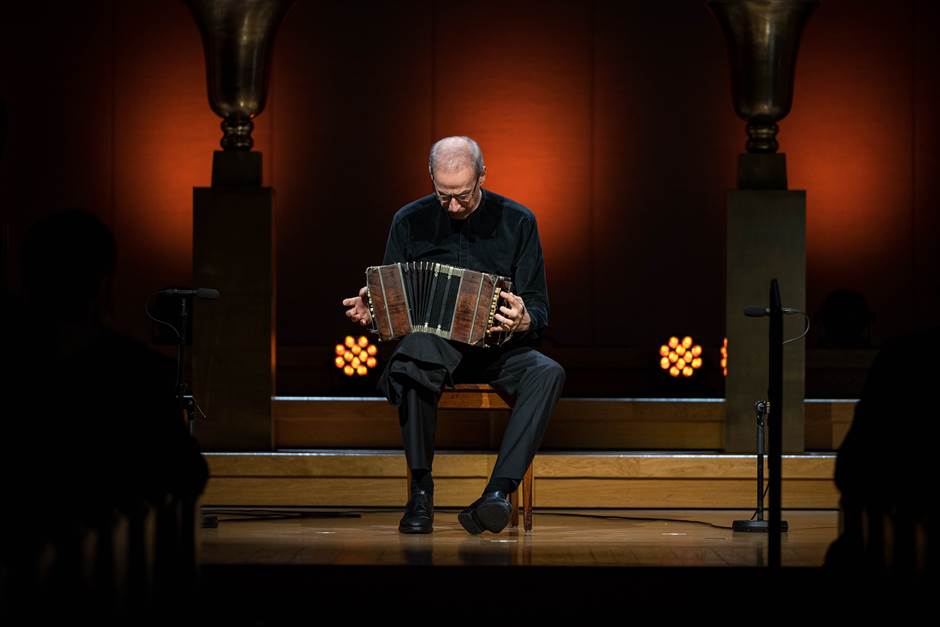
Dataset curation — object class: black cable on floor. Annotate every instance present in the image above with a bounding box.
[202,506,748,530]
[202,507,368,523]
[533,510,735,530]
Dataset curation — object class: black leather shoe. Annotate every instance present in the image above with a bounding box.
[399,488,434,534]
[457,490,512,535]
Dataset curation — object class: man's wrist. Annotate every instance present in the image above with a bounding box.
[517,305,531,332]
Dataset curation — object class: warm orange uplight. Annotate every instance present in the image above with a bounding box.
[335,335,380,376]
[721,338,729,377]
[659,335,704,378]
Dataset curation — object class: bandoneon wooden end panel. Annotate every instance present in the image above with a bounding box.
[366,263,412,340]
[448,269,482,345]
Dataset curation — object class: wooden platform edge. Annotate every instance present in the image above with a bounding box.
[201,451,840,509]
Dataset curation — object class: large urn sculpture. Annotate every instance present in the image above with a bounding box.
[186,0,294,153]
[707,0,819,154]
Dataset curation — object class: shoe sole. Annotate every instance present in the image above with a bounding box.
[458,500,511,535]
[457,509,484,534]
[476,500,512,533]
[399,523,433,534]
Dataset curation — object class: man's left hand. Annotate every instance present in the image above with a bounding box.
[489,290,530,334]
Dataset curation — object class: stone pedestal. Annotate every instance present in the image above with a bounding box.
[191,151,275,450]
[725,154,805,452]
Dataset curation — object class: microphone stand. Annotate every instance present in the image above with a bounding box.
[170,294,216,529]
[176,295,206,437]
[157,290,361,526]
[732,280,790,569]
[733,400,789,534]
[767,279,786,568]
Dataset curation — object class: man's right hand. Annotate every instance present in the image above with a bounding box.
[342,286,372,327]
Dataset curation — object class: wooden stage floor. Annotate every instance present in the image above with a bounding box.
[200,507,838,568]
[196,508,930,619]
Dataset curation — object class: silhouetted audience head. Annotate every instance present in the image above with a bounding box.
[4,207,208,517]
[817,289,874,348]
[21,209,115,324]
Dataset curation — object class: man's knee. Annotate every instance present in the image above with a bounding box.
[532,353,565,386]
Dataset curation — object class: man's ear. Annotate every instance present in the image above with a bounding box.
[479,166,487,186]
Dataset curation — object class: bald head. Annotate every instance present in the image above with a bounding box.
[428,136,485,177]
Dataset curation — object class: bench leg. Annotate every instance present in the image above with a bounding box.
[523,463,534,532]
[405,466,412,504]
[510,489,519,528]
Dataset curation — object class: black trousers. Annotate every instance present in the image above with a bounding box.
[389,334,565,489]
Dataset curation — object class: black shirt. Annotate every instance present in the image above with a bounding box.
[382,189,550,342]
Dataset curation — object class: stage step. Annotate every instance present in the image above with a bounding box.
[272,397,856,451]
[203,450,839,509]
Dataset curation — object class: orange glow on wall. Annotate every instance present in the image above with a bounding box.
[105,1,276,339]
[9,0,938,363]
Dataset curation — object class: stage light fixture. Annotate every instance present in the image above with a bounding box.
[335,335,379,376]
[721,338,728,377]
[659,335,704,378]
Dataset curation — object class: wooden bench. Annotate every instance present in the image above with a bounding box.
[405,383,535,531]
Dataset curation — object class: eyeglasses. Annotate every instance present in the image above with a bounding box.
[433,174,480,207]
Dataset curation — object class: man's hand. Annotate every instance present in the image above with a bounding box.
[342,286,372,327]
[489,290,530,335]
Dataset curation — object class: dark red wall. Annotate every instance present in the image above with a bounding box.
[3,0,939,394]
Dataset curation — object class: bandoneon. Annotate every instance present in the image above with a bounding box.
[366,262,513,348]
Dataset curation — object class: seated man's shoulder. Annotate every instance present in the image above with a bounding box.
[394,194,439,222]
[486,191,537,223]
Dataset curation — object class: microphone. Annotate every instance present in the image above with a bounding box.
[159,287,221,300]
[744,306,802,317]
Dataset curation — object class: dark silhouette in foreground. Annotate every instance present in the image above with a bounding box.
[1,210,208,619]
[826,327,933,580]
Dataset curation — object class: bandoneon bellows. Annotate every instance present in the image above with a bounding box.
[366,262,513,348]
